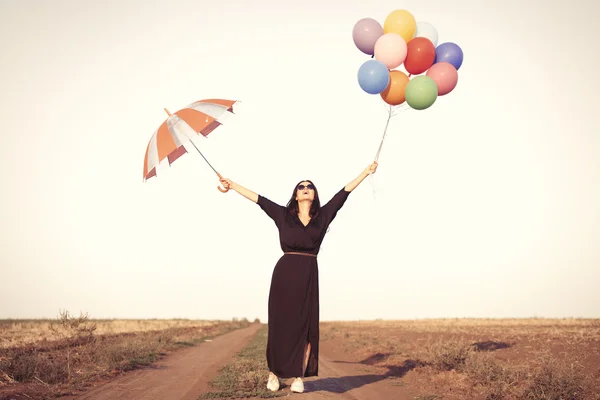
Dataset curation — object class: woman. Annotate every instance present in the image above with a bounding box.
[219,161,378,393]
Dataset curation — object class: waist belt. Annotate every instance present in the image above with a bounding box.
[284,252,317,257]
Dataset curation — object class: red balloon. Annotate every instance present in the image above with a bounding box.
[404,37,436,75]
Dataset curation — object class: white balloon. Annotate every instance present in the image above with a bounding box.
[415,21,439,47]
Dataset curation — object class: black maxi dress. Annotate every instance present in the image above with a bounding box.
[257,187,351,379]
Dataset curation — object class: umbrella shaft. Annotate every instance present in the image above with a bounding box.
[188,139,219,176]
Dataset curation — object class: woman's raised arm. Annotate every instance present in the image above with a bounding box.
[220,178,259,203]
[344,161,378,192]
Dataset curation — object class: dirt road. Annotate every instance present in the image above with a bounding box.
[60,323,412,400]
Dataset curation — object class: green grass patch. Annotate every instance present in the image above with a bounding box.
[199,325,286,399]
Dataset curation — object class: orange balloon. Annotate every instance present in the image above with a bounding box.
[380,70,410,105]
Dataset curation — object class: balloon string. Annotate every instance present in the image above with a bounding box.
[371,104,394,200]
[370,103,411,199]
[374,104,393,162]
[370,171,376,199]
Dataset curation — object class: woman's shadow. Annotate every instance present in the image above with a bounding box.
[305,340,513,394]
[304,353,425,394]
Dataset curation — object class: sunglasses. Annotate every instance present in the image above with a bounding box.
[297,184,315,191]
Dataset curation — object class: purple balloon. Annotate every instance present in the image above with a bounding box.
[352,18,384,56]
[434,42,464,70]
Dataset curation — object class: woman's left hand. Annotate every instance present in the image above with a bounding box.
[364,161,378,175]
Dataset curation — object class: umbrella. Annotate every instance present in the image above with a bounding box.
[142,98,238,192]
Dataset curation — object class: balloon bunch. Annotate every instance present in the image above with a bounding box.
[354,10,463,110]
[352,9,463,161]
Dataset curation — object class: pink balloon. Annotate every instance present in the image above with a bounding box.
[426,62,458,96]
[374,33,407,70]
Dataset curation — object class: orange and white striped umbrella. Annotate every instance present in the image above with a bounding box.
[143,98,238,191]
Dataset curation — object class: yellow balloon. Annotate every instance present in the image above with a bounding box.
[383,9,416,43]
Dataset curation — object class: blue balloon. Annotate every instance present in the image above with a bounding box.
[357,59,390,95]
[434,42,464,70]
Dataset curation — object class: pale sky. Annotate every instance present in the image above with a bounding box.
[1,0,599,322]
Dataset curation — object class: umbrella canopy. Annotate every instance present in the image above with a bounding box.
[143,99,238,183]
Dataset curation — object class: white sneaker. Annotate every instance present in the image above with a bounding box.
[267,372,280,392]
[291,377,304,393]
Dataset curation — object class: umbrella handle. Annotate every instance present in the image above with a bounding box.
[217,174,229,193]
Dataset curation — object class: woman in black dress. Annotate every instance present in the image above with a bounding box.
[219,161,378,393]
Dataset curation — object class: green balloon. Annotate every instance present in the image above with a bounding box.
[405,75,438,110]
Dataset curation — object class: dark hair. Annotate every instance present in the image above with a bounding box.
[286,179,321,218]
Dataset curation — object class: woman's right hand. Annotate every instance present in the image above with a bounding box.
[220,178,233,191]
[217,178,259,202]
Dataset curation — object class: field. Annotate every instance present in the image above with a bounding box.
[0,316,232,349]
[0,311,252,399]
[317,318,600,399]
[1,314,599,399]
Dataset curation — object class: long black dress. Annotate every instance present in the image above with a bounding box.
[257,187,351,379]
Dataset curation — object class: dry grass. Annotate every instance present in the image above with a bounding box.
[0,311,251,400]
[321,318,600,400]
[200,325,285,398]
[520,352,593,400]
[0,314,219,349]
